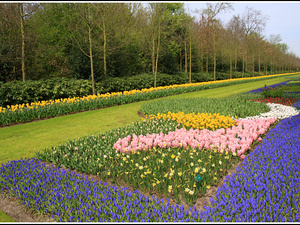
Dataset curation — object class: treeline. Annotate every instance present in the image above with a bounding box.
[0,3,299,92]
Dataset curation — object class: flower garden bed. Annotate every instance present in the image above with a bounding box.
[1,81,300,222]
[0,73,295,127]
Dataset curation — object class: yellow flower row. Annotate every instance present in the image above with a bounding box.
[0,72,295,114]
[146,111,237,130]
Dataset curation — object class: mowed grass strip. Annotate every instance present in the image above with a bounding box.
[0,74,299,165]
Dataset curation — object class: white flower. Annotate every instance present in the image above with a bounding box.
[239,103,299,120]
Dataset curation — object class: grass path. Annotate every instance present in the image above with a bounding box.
[0,75,297,165]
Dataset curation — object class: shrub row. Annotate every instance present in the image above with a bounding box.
[0,71,284,108]
[0,78,92,108]
[0,75,294,127]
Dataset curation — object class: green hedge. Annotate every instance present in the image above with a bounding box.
[0,78,92,107]
[0,71,285,108]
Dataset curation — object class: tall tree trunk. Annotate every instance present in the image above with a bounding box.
[230,53,232,79]
[213,53,216,81]
[235,48,237,71]
[19,3,26,81]
[242,54,245,78]
[213,33,216,81]
[200,52,203,72]
[245,54,248,73]
[189,36,192,83]
[88,4,95,95]
[89,31,95,95]
[152,32,155,74]
[258,50,261,74]
[179,46,182,72]
[89,26,95,95]
[103,20,107,78]
[206,54,208,73]
[271,60,273,75]
[185,41,187,73]
[154,23,161,88]
[252,54,255,77]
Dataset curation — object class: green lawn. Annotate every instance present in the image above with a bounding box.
[0,73,299,222]
[1,74,298,165]
[283,85,300,92]
[0,211,16,222]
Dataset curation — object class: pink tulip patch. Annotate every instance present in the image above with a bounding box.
[113,118,276,157]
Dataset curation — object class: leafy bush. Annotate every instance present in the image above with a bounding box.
[1,72,298,108]
[261,86,284,98]
[0,78,92,107]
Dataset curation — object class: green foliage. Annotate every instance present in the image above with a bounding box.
[285,81,300,86]
[261,86,284,98]
[140,95,269,118]
[0,75,289,126]
[0,78,92,107]
[282,85,300,92]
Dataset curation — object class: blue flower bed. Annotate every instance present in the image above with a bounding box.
[0,158,198,222]
[195,113,300,222]
[247,81,289,93]
[293,97,300,109]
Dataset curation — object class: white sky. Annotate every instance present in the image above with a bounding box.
[184,1,300,58]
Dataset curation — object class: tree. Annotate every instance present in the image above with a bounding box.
[30,3,74,78]
[146,3,184,87]
[17,3,40,81]
[200,3,232,81]
[0,3,20,82]
[69,3,99,95]
[241,7,268,75]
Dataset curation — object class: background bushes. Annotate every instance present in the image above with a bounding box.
[0,71,284,107]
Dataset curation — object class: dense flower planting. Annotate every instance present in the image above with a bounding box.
[247,81,289,93]
[241,103,299,120]
[140,95,269,119]
[285,80,300,85]
[194,113,300,222]
[1,113,299,222]
[293,97,300,109]
[113,118,276,157]
[145,111,237,131]
[0,158,200,222]
[1,79,300,222]
[250,97,297,106]
[0,73,294,126]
